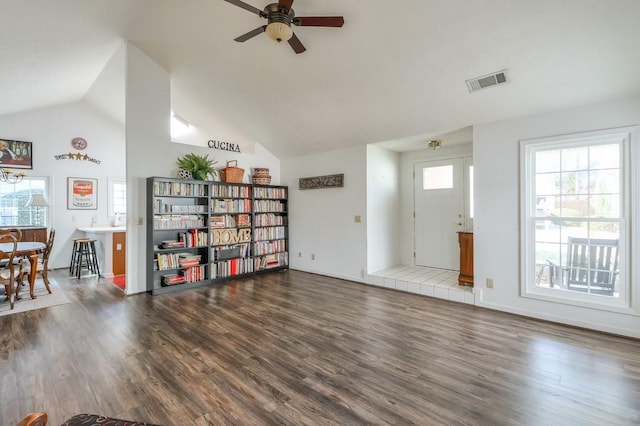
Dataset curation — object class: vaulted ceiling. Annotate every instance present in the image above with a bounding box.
[1,1,639,158]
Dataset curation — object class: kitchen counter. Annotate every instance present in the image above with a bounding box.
[77,226,126,233]
[77,227,126,277]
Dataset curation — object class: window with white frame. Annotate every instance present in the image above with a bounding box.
[110,181,126,215]
[521,127,635,312]
[0,177,49,227]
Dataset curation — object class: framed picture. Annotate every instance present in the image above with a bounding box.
[0,139,33,169]
[68,177,98,210]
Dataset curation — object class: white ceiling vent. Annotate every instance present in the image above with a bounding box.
[465,70,508,92]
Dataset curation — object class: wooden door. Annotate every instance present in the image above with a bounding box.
[414,158,465,269]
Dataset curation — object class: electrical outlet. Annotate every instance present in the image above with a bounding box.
[311,253,315,260]
[486,278,494,289]
[354,215,361,223]
[297,252,302,257]
[136,217,144,225]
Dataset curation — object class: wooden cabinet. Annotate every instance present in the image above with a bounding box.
[18,227,47,243]
[112,231,126,276]
[457,231,473,286]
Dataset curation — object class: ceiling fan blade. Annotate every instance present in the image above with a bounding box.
[293,16,344,27]
[288,32,306,54]
[234,25,267,42]
[278,0,294,12]
[223,0,267,18]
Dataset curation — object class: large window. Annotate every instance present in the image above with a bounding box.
[0,177,49,227]
[521,127,636,312]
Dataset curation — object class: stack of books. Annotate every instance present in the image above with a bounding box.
[178,253,201,268]
[161,274,186,286]
[160,240,186,249]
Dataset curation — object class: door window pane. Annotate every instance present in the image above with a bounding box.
[422,165,453,190]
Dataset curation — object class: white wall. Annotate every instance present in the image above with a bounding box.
[399,143,473,266]
[124,43,281,294]
[474,95,640,338]
[366,145,400,273]
[281,145,367,282]
[0,101,125,270]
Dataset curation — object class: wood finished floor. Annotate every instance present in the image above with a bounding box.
[1,270,639,425]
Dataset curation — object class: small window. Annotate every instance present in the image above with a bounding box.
[111,181,126,215]
[422,165,453,190]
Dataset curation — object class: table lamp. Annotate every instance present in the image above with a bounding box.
[25,193,49,226]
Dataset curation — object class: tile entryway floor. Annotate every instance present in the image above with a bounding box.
[369,265,475,305]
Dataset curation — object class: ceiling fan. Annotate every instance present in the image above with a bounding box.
[223,0,344,54]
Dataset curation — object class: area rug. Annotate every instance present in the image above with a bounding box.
[0,278,70,317]
[110,274,126,290]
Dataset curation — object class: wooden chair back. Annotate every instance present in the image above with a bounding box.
[41,228,55,267]
[0,233,19,309]
[565,237,619,295]
[17,412,48,426]
[0,227,22,242]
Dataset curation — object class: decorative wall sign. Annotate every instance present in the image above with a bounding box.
[208,139,241,153]
[0,139,33,169]
[71,137,88,150]
[54,152,101,164]
[211,228,251,245]
[67,177,98,210]
[299,173,344,190]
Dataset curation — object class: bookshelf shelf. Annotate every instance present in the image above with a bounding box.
[147,177,288,295]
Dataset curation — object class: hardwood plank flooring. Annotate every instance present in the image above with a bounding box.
[1,269,639,425]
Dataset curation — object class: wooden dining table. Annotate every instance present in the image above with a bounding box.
[0,241,45,299]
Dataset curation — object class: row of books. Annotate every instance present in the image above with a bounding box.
[210,214,250,229]
[178,230,207,247]
[211,184,251,198]
[254,213,286,227]
[153,214,205,229]
[253,200,286,213]
[182,265,205,283]
[153,181,208,197]
[211,258,254,278]
[255,252,289,271]
[253,187,286,199]
[156,252,202,270]
[211,199,252,213]
[253,240,286,256]
[154,200,206,214]
[254,226,286,241]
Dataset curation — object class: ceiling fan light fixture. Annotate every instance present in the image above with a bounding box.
[266,22,293,42]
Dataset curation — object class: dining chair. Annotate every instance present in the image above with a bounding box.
[0,227,22,241]
[0,233,22,309]
[18,228,55,297]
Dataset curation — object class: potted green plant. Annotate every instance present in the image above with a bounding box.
[176,153,218,181]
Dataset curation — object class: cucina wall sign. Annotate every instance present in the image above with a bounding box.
[208,139,241,153]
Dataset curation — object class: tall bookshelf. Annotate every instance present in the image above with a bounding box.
[210,182,254,280]
[146,177,289,294]
[147,177,210,295]
[253,185,289,273]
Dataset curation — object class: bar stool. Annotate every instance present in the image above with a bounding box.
[70,238,101,278]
